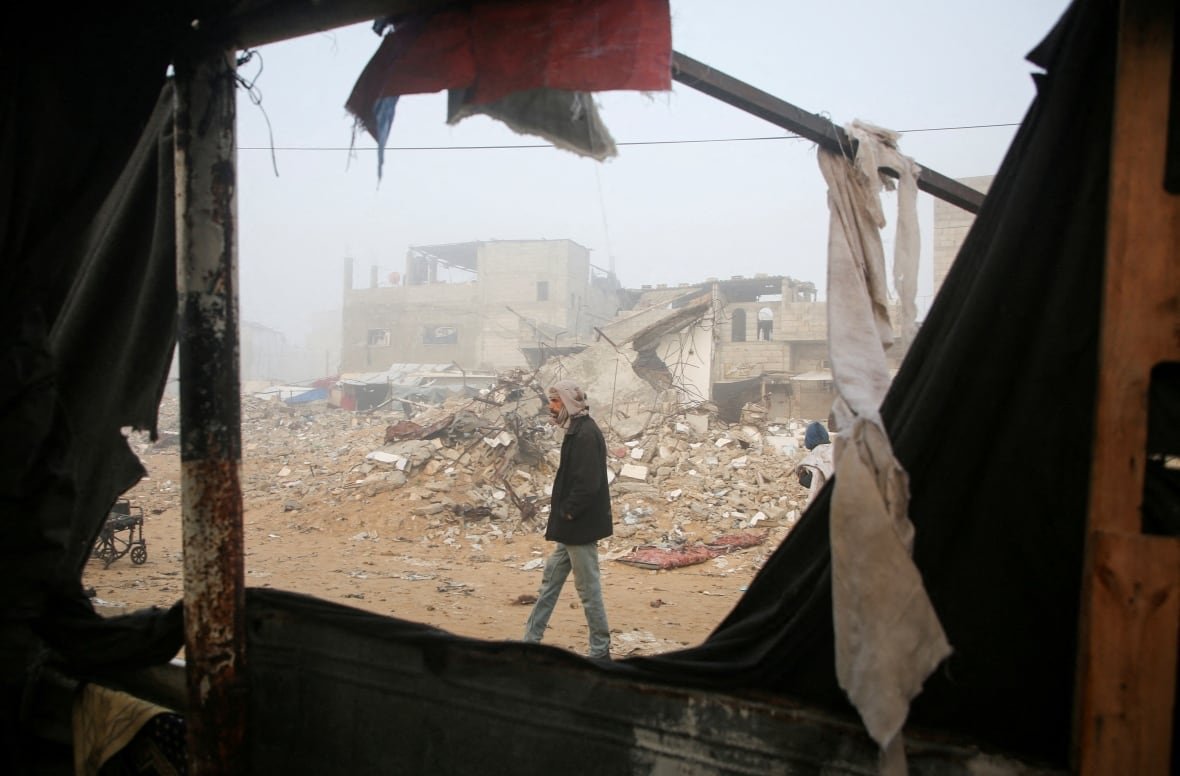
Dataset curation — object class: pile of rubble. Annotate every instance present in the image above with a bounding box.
[131,371,822,559]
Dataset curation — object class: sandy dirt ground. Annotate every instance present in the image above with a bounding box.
[83,443,801,659]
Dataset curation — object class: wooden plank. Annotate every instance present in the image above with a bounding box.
[1087,0,1180,535]
[1076,532,1180,775]
[202,0,449,50]
[1077,0,1180,773]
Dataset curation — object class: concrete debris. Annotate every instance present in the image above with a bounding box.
[134,365,827,571]
[619,464,649,481]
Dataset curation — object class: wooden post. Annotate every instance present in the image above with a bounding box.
[1075,0,1180,773]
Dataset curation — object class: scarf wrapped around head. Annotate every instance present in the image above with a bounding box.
[549,380,589,428]
[804,420,830,450]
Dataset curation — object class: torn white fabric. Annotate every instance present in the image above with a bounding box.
[818,122,950,776]
[846,120,922,346]
[447,88,618,161]
[796,442,834,507]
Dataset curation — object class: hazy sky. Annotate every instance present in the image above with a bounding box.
[236,0,1072,343]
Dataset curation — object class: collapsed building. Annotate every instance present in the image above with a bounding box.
[344,255,879,425]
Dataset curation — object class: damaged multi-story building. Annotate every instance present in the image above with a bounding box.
[341,239,905,424]
[546,274,886,428]
[341,239,624,372]
[333,175,990,423]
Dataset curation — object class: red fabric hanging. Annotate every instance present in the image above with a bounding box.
[347,0,671,140]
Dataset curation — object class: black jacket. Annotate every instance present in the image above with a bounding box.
[545,414,613,545]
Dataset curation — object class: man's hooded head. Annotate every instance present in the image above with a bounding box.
[548,380,589,428]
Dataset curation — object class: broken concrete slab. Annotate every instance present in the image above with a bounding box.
[620,463,649,481]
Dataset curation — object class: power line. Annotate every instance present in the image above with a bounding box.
[238,122,1020,152]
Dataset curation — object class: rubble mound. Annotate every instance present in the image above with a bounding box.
[132,376,821,556]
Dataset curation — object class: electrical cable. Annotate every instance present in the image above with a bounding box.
[237,122,1021,153]
[234,50,281,176]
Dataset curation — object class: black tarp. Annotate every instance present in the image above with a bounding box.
[632,3,1178,767]
[631,1,1112,763]
[2,0,1177,773]
[1,10,185,773]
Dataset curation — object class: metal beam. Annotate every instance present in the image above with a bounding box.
[199,0,450,50]
[671,51,986,213]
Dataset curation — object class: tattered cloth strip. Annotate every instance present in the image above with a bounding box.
[705,531,768,552]
[73,682,178,775]
[616,545,718,570]
[447,87,617,162]
[818,122,951,776]
[345,0,669,176]
[617,532,767,570]
[347,0,671,107]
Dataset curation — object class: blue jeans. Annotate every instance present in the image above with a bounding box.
[523,542,610,658]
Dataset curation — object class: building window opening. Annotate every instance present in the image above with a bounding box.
[731,309,747,342]
[757,306,774,341]
[537,281,549,301]
[423,325,458,345]
[367,329,390,347]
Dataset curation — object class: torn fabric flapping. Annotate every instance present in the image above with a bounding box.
[345,0,668,176]
[819,122,950,775]
[447,88,617,162]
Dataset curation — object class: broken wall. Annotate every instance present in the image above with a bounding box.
[477,240,591,368]
[777,299,828,341]
[652,319,712,405]
[537,342,673,439]
[933,175,994,295]
[342,240,624,374]
[341,283,481,371]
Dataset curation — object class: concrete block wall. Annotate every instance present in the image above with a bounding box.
[778,301,827,340]
[717,298,824,343]
[790,341,828,372]
[718,301,778,343]
[478,309,532,369]
[716,341,789,379]
[340,240,615,373]
[341,284,480,371]
[933,175,993,295]
[478,240,589,336]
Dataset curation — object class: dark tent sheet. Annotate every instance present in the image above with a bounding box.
[628,2,1115,764]
[245,587,1034,775]
[1,12,184,773]
[2,0,1177,773]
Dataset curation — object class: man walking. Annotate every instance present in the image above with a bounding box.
[523,380,613,660]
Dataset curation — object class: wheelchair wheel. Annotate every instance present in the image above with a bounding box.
[130,545,148,565]
[94,536,116,565]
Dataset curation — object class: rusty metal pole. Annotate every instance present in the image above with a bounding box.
[670,51,986,214]
[174,43,246,774]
